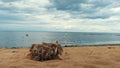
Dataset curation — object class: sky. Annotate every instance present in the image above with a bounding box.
[0,0,120,32]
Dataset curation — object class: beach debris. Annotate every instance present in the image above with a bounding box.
[29,41,63,61]
[107,47,115,49]
[11,50,17,53]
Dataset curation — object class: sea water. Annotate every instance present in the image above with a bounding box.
[0,32,120,48]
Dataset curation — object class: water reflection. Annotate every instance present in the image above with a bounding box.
[0,32,120,48]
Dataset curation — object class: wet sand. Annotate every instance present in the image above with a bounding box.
[0,45,120,68]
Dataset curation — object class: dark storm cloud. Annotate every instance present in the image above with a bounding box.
[1,0,19,2]
[50,0,87,11]
[50,0,113,19]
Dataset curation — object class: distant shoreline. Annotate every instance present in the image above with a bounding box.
[1,31,120,34]
[1,44,120,49]
[64,44,120,47]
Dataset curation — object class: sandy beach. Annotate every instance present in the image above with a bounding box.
[0,45,120,68]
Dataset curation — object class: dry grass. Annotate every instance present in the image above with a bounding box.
[0,45,120,68]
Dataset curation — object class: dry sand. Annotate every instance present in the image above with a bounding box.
[0,45,120,68]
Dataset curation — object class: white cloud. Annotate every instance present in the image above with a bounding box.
[111,7,120,14]
[80,3,94,9]
[0,0,120,32]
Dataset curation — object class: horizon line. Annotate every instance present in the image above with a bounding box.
[0,30,120,33]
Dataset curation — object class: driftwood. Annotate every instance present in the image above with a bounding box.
[29,41,63,61]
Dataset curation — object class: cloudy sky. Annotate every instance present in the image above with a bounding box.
[0,0,120,32]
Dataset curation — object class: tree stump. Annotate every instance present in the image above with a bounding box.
[29,41,63,61]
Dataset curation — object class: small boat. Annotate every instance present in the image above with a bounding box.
[26,34,29,37]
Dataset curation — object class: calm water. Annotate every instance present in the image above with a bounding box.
[0,32,120,48]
